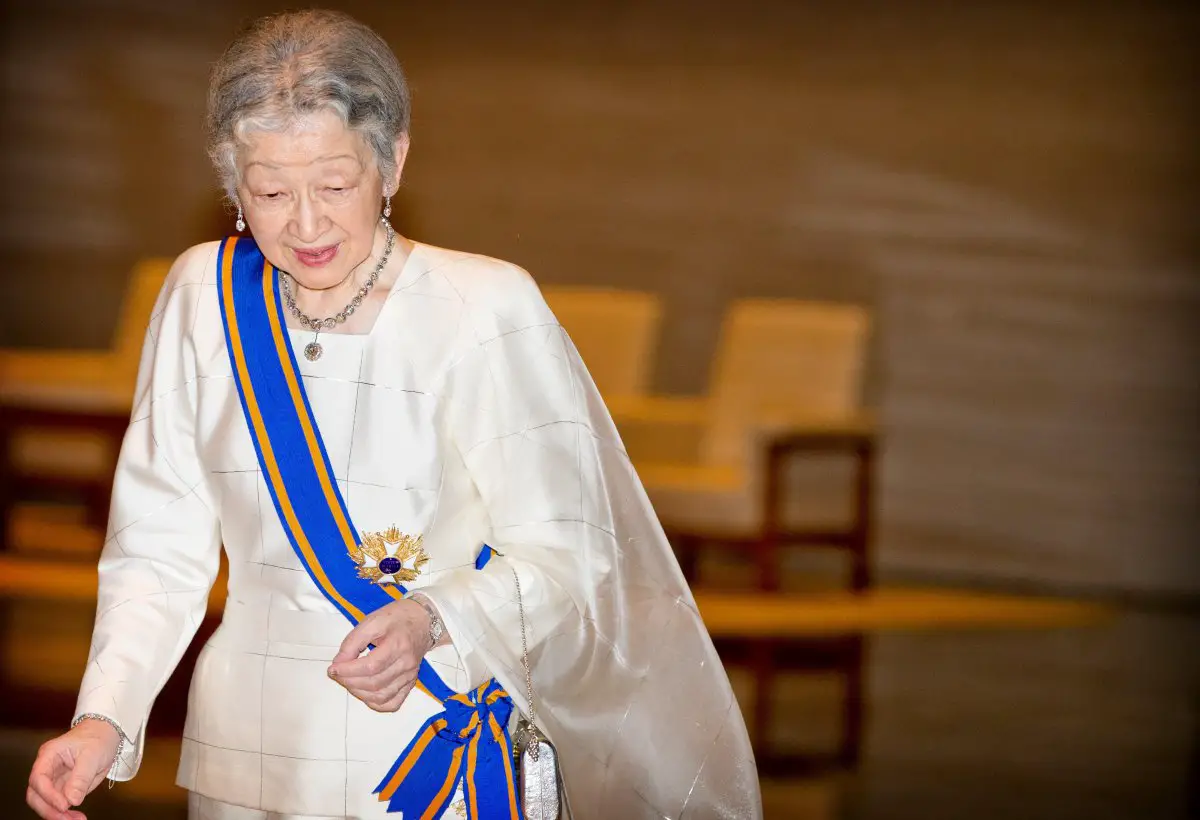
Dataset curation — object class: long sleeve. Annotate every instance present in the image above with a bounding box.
[73,243,222,780]
[418,263,607,693]
[417,258,762,819]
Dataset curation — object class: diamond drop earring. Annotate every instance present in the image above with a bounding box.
[382,195,392,221]
[235,203,246,232]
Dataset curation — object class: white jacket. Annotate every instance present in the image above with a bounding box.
[75,239,761,819]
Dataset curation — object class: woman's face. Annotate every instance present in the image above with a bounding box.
[236,108,407,290]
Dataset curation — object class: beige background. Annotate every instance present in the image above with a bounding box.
[1,0,1195,593]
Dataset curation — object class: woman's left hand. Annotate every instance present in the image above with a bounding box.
[328,597,436,712]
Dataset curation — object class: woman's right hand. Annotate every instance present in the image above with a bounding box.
[26,719,122,819]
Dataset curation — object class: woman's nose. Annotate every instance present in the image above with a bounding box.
[290,195,329,243]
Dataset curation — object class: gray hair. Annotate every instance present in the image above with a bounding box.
[205,9,411,200]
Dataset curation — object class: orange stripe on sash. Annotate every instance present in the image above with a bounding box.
[220,240,364,622]
[421,745,466,820]
[257,263,409,606]
[466,726,483,819]
[492,713,521,820]
[377,719,447,801]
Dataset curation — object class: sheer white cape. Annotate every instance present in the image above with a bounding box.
[420,263,762,820]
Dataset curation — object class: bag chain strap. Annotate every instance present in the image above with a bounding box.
[512,566,539,761]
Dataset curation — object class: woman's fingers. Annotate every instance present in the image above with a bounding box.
[27,771,84,819]
[344,670,414,708]
[328,599,431,681]
[384,680,418,712]
[371,675,412,704]
[28,760,69,814]
[337,659,419,711]
[50,751,75,795]
[334,654,420,691]
[28,727,119,819]
[327,599,429,711]
[329,644,390,681]
[364,678,417,713]
[329,611,387,671]
[63,745,107,807]
[26,784,67,820]
[331,638,420,689]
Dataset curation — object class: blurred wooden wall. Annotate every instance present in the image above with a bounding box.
[0,0,1195,593]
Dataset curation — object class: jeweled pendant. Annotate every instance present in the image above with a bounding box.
[304,341,323,361]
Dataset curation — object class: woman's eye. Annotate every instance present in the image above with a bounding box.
[326,186,349,194]
[257,192,284,201]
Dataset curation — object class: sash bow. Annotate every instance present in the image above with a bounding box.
[375,679,521,819]
[441,683,515,745]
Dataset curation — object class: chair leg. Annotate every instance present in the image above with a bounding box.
[851,545,870,592]
[850,440,874,591]
[757,537,780,592]
[839,635,867,769]
[750,639,776,760]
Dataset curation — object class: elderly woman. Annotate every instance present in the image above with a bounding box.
[26,10,759,820]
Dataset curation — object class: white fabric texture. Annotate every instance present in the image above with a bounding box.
[74,238,762,819]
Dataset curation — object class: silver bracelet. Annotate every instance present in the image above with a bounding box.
[71,713,128,788]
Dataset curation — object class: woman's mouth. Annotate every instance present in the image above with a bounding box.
[293,243,340,267]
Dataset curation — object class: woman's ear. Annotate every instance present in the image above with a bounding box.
[388,134,411,194]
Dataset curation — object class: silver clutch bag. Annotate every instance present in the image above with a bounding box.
[513,717,564,820]
[510,568,570,820]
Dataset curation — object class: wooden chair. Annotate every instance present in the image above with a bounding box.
[541,286,662,401]
[0,257,169,394]
[614,298,875,775]
[0,258,170,549]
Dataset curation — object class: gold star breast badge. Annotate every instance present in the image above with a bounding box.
[348,526,429,586]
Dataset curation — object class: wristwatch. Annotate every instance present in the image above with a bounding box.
[410,594,444,650]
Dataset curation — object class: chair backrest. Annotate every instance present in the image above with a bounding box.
[702,299,871,466]
[112,258,172,382]
[541,286,663,399]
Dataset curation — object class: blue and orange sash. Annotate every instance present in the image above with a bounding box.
[217,236,522,819]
